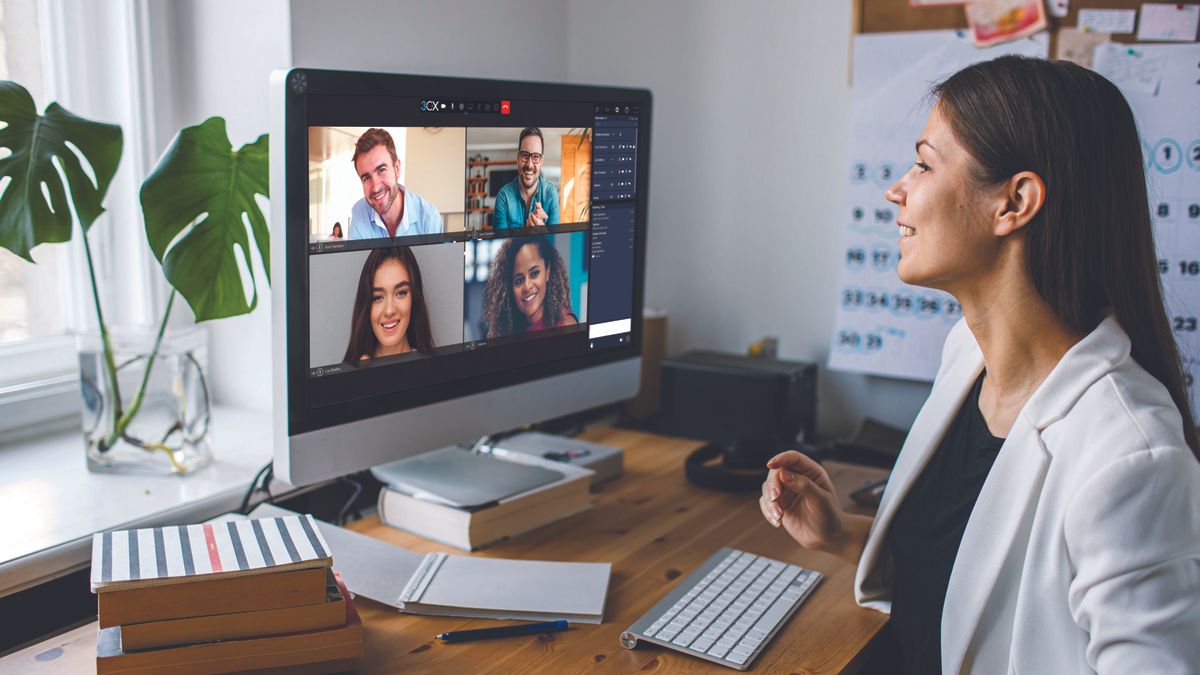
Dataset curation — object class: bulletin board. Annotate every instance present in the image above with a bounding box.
[828,1,1200,420]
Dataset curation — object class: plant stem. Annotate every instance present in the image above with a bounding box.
[81,222,123,451]
[114,289,176,438]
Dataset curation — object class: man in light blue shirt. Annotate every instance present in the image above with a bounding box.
[348,128,444,239]
[492,127,560,230]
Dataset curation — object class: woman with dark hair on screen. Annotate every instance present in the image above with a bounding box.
[343,247,435,363]
[761,56,1200,673]
[330,222,343,239]
[483,236,578,338]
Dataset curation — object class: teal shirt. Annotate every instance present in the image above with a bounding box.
[493,175,560,229]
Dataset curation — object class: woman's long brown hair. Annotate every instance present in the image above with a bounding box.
[343,247,435,363]
[934,55,1198,458]
[483,236,574,338]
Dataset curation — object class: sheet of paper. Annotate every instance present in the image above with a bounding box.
[1055,27,1110,68]
[1094,42,1167,96]
[1078,8,1139,33]
[1101,43,1200,418]
[830,31,1048,382]
[965,0,1049,46]
[1136,3,1200,41]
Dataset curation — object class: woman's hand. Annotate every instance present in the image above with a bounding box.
[759,450,873,564]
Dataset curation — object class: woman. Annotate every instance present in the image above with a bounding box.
[483,236,578,338]
[330,222,344,239]
[761,56,1200,673]
[343,246,435,363]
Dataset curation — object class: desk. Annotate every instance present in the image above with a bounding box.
[1,427,889,674]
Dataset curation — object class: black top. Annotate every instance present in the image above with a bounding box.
[887,373,1004,675]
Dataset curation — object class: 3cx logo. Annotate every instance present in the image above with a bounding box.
[421,100,441,112]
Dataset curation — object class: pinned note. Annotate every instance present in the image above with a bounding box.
[965,0,1049,47]
[1078,8,1139,33]
[1136,3,1200,41]
[1093,41,1167,95]
[1055,27,1109,68]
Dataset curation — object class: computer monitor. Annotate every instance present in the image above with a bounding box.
[268,69,651,486]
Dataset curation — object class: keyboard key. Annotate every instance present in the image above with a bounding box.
[691,637,714,652]
[673,632,699,648]
[751,595,797,636]
[730,644,754,658]
[728,651,751,665]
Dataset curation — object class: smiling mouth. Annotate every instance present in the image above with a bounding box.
[371,188,388,202]
[899,224,915,237]
[522,292,537,304]
[381,320,399,331]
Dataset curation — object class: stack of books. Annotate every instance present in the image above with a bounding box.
[378,449,594,551]
[90,514,363,674]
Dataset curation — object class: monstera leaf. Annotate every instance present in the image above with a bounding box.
[0,81,122,261]
[141,118,269,321]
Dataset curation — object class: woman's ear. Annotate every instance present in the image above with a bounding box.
[994,171,1045,237]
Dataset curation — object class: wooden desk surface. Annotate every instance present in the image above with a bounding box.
[1,427,888,674]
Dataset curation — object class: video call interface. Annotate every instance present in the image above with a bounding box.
[305,95,639,408]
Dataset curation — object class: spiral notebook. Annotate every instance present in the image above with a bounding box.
[245,504,611,623]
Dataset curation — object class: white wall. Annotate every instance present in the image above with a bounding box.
[565,1,930,436]
[289,0,570,80]
[164,0,932,435]
[146,0,292,411]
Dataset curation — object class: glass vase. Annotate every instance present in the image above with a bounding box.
[79,325,212,475]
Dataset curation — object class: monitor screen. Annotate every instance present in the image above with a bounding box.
[275,70,649,442]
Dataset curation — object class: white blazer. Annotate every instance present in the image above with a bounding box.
[855,315,1200,674]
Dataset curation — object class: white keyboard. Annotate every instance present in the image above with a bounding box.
[619,547,822,670]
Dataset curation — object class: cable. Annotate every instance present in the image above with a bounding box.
[470,424,532,454]
[239,460,274,514]
[336,475,363,525]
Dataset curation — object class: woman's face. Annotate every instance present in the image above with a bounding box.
[369,259,413,356]
[512,244,547,324]
[885,105,998,293]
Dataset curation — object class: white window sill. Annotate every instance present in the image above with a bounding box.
[0,406,276,597]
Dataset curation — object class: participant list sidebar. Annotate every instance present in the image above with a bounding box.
[588,109,639,350]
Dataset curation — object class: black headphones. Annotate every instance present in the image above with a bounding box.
[684,439,778,493]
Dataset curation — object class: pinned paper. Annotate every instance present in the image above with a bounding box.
[1093,42,1167,95]
[965,0,1049,47]
[1055,27,1110,68]
[1078,8,1139,34]
[1136,3,1200,41]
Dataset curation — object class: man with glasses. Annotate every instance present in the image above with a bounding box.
[493,127,560,230]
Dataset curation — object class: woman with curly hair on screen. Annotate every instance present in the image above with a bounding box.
[343,246,435,363]
[483,236,578,338]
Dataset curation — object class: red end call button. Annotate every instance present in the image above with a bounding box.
[500,100,511,115]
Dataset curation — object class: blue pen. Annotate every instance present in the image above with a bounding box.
[435,620,569,643]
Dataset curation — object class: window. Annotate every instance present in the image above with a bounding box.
[0,0,161,438]
[0,0,71,353]
[0,0,83,426]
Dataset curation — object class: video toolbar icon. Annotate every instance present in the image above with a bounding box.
[500,100,511,114]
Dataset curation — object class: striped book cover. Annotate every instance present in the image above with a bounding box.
[90,514,332,592]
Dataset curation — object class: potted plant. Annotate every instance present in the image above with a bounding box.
[0,80,269,474]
